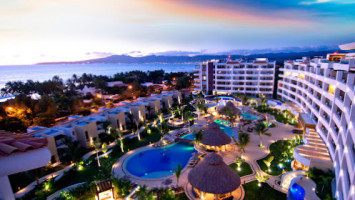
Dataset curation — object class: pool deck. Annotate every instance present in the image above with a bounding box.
[111,118,210,189]
[112,110,297,199]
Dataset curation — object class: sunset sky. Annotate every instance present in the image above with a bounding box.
[1,0,355,64]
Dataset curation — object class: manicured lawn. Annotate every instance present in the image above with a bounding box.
[243,181,286,200]
[42,126,163,198]
[229,162,253,177]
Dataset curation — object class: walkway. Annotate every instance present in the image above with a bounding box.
[213,115,296,194]
[15,132,124,198]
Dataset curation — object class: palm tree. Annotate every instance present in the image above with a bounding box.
[118,131,124,152]
[102,142,108,157]
[255,172,269,187]
[263,156,274,172]
[306,168,315,178]
[195,130,203,144]
[136,185,153,200]
[255,122,272,148]
[174,164,183,185]
[241,95,248,105]
[319,175,332,194]
[236,132,250,158]
[93,139,101,167]
[234,156,243,171]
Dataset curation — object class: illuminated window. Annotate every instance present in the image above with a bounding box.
[328,85,336,95]
[299,74,304,79]
[203,76,206,81]
[285,72,291,76]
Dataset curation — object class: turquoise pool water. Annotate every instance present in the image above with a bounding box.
[288,183,305,200]
[214,119,238,138]
[181,133,196,140]
[241,112,259,121]
[125,143,196,179]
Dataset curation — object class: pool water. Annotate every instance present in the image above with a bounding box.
[181,133,196,140]
[125,143,196,179]
[241,112,259,121]
[288,183,305,200]
[214,119,238,138]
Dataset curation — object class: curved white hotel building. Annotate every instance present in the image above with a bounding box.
[278,42,355,200]
[193,58,275,97]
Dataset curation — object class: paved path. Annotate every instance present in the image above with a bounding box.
[15,133,123,198]
[110,114,296,199]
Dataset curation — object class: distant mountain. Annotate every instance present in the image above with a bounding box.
[37,50,338,65]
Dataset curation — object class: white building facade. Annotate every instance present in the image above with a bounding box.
[277,43,355,200]
[193,58,275,97]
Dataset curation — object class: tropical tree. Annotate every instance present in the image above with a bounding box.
[93,139,101,167]
[306,168,315,178]
[195,130,203,144]
[43,179,53,191]
[319,175,332,194]
[263,156,274,172]
[135,121,141,141]
[118,131,124,152]
[241,95,248,105]
[255,172,269,187]
[136,185,154,200]
[174,164,183,185]
[236,132,250,158]
[234,156,243,171]
[255,122,272,148]
[102,142,108,157]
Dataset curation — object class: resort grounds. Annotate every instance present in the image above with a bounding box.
[7,95,330,200]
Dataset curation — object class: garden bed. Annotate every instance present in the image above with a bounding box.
[256,139,301,175]
[243,181,286,200]
[229,162,253,177]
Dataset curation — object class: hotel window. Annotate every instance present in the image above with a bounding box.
[85,131,89,141]
[328,85,335,95]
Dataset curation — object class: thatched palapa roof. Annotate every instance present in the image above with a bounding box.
[188,152,241,194]
[218,101,241,116]
[201,123,231,146]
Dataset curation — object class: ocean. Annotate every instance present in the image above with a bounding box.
[0,63,195,101]
[0,63,195,88]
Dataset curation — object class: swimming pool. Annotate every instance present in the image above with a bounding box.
[214,119,238,138]
[241,112,259,121]
[125,142,196,179]
[218,96,235,101]
[181,133,196,140]
[288,183,305,200]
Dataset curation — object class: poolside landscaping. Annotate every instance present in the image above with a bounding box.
[229,162,253,177]
[13,95,308,200]
[257,138,302,176]
[243,181,287,200]
[255,105,298,126]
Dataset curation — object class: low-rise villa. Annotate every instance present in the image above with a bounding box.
[5,44,355,200]
[188,152,242,200]
[0,131,51,200]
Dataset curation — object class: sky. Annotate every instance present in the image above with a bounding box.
[0,0,355,65]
